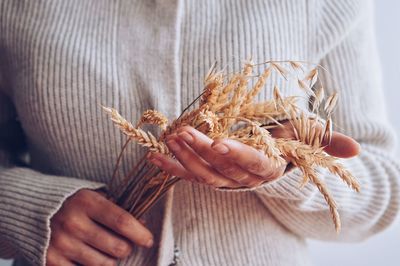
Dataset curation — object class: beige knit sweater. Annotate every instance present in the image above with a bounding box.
[0,0,399,265]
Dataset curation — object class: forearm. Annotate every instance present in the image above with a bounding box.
[255,143,400,241]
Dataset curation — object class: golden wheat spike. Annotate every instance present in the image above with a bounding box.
[324,92,339,116]
[102,107,169,154]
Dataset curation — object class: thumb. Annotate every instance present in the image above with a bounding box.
[323,132,361,158]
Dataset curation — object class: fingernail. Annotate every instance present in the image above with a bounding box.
[212,143,229,154]
[178,131,194,144]
[167,139,181,152]
[146,238,154,248]
[150,158,162,167]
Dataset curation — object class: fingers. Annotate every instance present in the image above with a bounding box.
[155,126,283,187]
[47,247,74,266]
[158,120,360,191]
[148,153,198,182]
[270,121,361,158]
[211,138,285,181]
[324,132,361,158]
[175,127,267,185]
[212,138,285,181]
[85,192,154,248]
[164,134,241,188]
[151,150,263,187]
[51,231,116,266]
[78,219,133,259]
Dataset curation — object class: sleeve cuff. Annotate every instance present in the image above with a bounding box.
[254,167,318,201]
[0,167,106,265]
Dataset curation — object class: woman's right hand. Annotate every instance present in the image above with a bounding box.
[47,189,154,266]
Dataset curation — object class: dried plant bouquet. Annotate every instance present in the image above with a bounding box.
[103,61,360,232]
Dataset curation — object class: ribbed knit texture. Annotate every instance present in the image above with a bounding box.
[0,0,399,265]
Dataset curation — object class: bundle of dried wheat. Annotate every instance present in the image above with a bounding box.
[103,60,360,232]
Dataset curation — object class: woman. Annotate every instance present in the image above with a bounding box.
[0,0,398,265]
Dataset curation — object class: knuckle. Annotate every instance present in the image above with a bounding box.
[261,167,278,180]
[218,165,237,177]
[74,189,91,202]
[74,248,86,260]
[266,170,280,181]
[70,191,93,209]
[86,229,100,243]
[113,241,132,258]
[247,159,266,173]
[196,144,210,155]
[115,212,133,230]
[52,233,69,250]
[62,216,84,234]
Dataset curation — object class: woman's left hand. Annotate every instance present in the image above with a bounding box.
[147,124,360,189]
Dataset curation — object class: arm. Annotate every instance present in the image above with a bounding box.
[253,1,400,241]
[0,90,105,265]
[148,1,399,242]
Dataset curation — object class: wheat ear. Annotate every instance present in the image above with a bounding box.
[103,107,169,154]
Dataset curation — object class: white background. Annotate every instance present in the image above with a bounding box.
[1,1,399,265]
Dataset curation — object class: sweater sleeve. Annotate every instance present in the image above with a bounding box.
[0,91,106,265]
[254,1,400,241]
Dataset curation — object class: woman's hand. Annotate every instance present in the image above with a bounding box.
[47,189,153,266]
[148,124,360,189]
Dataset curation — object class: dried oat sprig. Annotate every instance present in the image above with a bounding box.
[298,78,315,96]
[271,62,288,79]
[305,68,319,88]
[289,61,303,71]
[324,92,339,117]
[290,114,325,148]
[312,86,325,112]
[103,107,169,154]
